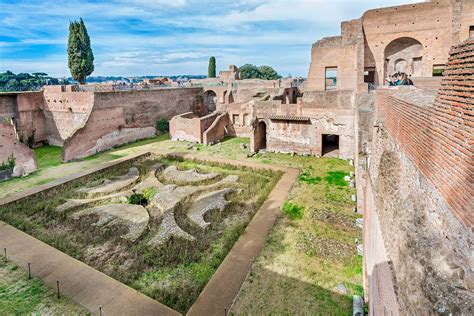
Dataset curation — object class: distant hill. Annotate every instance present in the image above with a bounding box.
[0,71,69,92]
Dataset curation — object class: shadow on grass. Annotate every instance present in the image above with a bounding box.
[230,217,357,315]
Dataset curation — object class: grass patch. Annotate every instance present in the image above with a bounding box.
[282,202,304,220]
[325,171,348,187]
[298,171,322,184]
[34,145,62,169]
[0,258,87,315]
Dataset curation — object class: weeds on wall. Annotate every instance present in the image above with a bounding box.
[0,154,15,172]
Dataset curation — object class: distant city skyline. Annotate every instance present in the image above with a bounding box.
[1,0,419,77]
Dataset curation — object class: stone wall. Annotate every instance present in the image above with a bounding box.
[365,126,472,314]
[16,92,48,144]
[170,111,219,143]
[43,90,94,146]
[0,94,16,118]
[203,112,230,145]
[363,39,473,314]
[0,121,36,177]
[62,88,202,161]
[377,40,473,228]
[306,19,363,91]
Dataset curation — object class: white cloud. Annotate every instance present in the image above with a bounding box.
[0,0,424,77]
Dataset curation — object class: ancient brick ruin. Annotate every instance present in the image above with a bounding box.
[0,0,472,314]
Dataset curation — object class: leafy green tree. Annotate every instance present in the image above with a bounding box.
[239,64,261,79]
[67,18,94,84]
[258,65,281,80]
[239,64,281,80]
[208,56,216,78]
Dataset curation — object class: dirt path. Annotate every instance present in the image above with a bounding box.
[181,154,299,315]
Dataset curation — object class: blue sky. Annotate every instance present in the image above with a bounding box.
[0,0,418,77]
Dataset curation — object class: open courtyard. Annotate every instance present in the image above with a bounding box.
[0,135,361,314]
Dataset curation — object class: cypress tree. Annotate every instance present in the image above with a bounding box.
[67,18,94,84]
[208,56,216,78]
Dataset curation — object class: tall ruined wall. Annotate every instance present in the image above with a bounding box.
[62,87,203,161]
[16,92,47,144]
[0,92,48,145]
[363,40,473,314]
[93,88,203,125]
[362,0,474,84]
[306,19,363,91]
[43,90,94,146]
[0,94,16,118]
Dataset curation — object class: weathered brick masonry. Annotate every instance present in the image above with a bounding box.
[378,39,473,230]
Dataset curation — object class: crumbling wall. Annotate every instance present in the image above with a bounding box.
[203,112,230,145]
[364,39,473,314]
[0,94,16,118]
[43,90,94,146]
[16,92,47,144]
[306,19,363,91]
[170,111,219,143]
[366,126,472,314]
[62,88,202,161]
[0,121,36,176]
[0,92,48,146]
[363,1,458,84]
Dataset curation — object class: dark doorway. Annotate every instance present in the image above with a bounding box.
[256,121,267,151]
[364,67,375,84]
[322,134,339,157]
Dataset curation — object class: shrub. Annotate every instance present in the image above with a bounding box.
[128,193,148,206]
[156,118,169,134]
[0,154,15,171]
[282,201,304,220]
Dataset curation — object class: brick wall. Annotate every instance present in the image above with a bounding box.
[377,39,473,230]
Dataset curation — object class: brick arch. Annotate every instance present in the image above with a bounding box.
[384,37,423,77]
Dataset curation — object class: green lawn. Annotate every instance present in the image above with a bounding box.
[34,145,62,169]
[0,134,171,198]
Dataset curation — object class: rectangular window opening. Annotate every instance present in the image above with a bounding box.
[432,64,445,77]
[325,67,337,91]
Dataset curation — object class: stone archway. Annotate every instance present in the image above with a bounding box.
[384,37,423,77]
[203,90,217,112]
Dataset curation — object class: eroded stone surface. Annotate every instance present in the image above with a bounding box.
[187,188,237,229]
[78,167,140,195]
[162,165,219,184]
[147,175,239,246]
[147,210,195,246]
[71,203,149,241]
